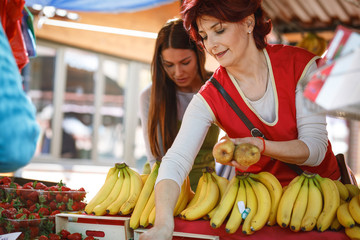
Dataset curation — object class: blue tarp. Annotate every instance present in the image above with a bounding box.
[25,0,178,13]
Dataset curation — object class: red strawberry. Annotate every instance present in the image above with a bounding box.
[57,203,66,211]
[49,201,57,210]
[60,185,71,192]
[1,209,15,219]
[29,226,40,238]
[38,235,49,240]
[84,236,95,240]
[60,229,70,238]
[0,176,12,185]
[50,210,61,216]
[35,182,47,190]
[38,207,50,216]
[0,202,11,209]
[28,213,41,226]
[23,182,35,189]
[28,190,39,202]
[67,232,82,240]
[48,233,61,240]
[55,193,63,203]
[62,194,69,203]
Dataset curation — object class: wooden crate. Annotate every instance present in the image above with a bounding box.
[55,213,132,240]
[134,228,219,240]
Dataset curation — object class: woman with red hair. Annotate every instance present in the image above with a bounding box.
[140,0,340,239]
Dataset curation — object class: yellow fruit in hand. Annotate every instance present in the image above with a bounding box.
[234,143,260,167]
[212,136,235,164]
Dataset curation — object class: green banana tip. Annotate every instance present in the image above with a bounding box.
[115,162,127,169]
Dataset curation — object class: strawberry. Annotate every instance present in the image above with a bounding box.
[35,182,48,190]
[1,209,15,219]
[0,202,11,209]
[50,210,61,216]
[62,194,69,203]
[38,235,49,240]
[0,176,12,185]
[67,232,82,240]
[49,201,58,210]
[60,229,70,238]
[28,190,39,202]
[57,203,66,211]
[55,193,63,203]
[29,226,40,238]
[38,207,50,216]
[28,213,41,226]
[61,186,71,192]
[84,236,95,240]
[48,233,61,240]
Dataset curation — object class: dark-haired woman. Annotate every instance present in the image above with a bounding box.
[139,18,219,191]
[140,1,340,239]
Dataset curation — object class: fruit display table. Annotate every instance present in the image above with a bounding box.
[173,217,350,240]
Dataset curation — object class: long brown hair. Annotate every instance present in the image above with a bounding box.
[148,18,208,159]
[181,0,272,50]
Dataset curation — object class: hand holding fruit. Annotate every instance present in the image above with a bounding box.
[212,136,262,169]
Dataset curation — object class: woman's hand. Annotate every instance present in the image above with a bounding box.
[139,225,173,240]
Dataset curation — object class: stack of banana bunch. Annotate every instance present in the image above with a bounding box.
[277,173,342,233]
[207,171,282,235]
[84,162,144,216]
[296,32,328,57]
[178,167,229,222]
[334,180,360,239]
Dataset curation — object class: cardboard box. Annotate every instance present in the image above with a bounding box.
[55,213,132,240]
[134,228,219,240]
[302,25,360,116]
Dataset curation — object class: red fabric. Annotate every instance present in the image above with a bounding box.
[199,44,340,186]
[0,0,28,71]
[174,218,350,240]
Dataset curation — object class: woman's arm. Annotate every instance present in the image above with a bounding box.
[140,95,214,239]
[231,61,328,167]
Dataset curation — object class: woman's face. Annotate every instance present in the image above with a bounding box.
[197,15,251,68]
[161,48,202,92]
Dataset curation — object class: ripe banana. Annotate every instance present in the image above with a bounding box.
[349,195,360,224]
[84,166,119,214]
[106,167,131,215]
[337,202,355,228]
[118,166,144,215]
[301,177,323,231]
[345,184,360,199]
[290,177,309,232]
[139,188,155,228]
[181,172,219,221]
[242,177,258,235]
[345,225,360,239]
[334,180,350,202]
[315,174,341,232]
[330,216,342,231]
[92,166,125,216]
[148,206,156,226]
[211,170,229,198]
[129,161,160,229]
[173,177,190,216]
[210,174,239,229]
[277,174,305,228]
[140,174,149,185]
[249,172,282,226]
[247,177,271,232]
[225,177,246,234]
[186,174,205,209]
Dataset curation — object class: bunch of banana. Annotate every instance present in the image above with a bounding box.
[208,171,281,235]
[276,173,341,232]
[129,161,160,230]
[335,182,360,239]
[179,168,220,221]
[296,32,328,56]
[84,162,144,216]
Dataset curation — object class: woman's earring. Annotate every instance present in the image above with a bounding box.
[248,30,252,34]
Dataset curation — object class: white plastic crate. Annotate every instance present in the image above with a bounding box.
[55,213,132,240]
[134,228,219,240]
